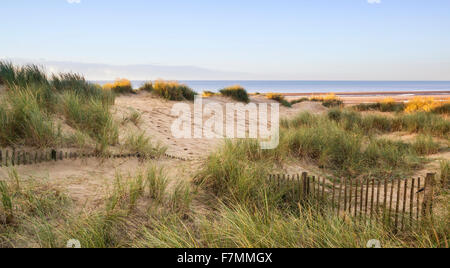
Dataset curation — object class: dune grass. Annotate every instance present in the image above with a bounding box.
[219,85,249,103]
[432,103,450,115]
[0,62,49,88]
[1,142,448,248]
[123,132,167,158]
[122,109,142,127]
[60,92,119,149]
[266,93,292,107]
[354,98,406,113]
[310,94,343,108]
[395,112,450,139]
[440,160,449,188]
[280,111,429,179]
[0,62,117,150]
[151,80,197,101]
[289,95,343,108]
[202,91,216,98]
[327,109,450,138]
[412,135,440,155]
[103,79,134,94]
[290,97,309,105]
[0,87,61,147]
[138,81,154,93]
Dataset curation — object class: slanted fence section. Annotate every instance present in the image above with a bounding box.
[0,148,189,168]
[268,172,437,230]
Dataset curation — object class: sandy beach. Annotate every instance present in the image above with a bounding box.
[282,90,450,104]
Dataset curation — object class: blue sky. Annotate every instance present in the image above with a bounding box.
[1,0,449,80]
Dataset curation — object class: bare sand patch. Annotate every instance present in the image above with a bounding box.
[0,157,201,209]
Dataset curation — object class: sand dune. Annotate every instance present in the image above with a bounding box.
[114,93,328,159]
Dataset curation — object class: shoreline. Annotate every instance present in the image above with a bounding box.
[278,90,450,97]
[276,90,450,104]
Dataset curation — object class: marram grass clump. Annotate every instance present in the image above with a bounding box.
[266,93,292,107]
[219,85,249,103]
[0,62,117,149]
[152,80,197,101]
[138,82,154,92]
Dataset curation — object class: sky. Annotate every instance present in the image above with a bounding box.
[1,0,450,80]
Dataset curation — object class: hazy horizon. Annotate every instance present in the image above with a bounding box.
[3,58,450,82]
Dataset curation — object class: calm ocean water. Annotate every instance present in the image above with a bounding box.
[93,80,450,94]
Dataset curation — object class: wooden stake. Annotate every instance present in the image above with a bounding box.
[321,177,326,201]
[410,178,415,228]
[343,178,348,212]
[360,179,364,220]
[337,179,343,216]
[401,179,408,230]
[388,179,394,225]
[417,177,421,226]
[395,179,401,230]
[354,179,359,218]
[348,179,353,213]
[422,173,436,220]
[370,179,375,224]
[376,180,381,221]
[331,179,336,212]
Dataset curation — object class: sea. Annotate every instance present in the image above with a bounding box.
[92,80,450,94]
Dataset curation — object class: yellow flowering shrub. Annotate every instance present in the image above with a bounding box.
[405,97,441,113]
[380,97,395,104]
[202,91,216,98]
[310,93,343,107]
[103,78,133,94]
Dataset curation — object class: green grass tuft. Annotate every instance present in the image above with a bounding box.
[219,85,249,103]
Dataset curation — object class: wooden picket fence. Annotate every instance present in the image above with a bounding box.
[269,172,438,230]
[0,148,189,167]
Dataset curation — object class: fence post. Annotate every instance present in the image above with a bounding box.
[401,180,408,230]
[343,178,348,212]
[417,177,421,228]
[394,179,401,230]
[337,179,343,216]
[301,172,308,197]
[388,179,394,225]
[321,177,326,201]
[12,149,15,166]
[376,180,381,222]
[422,173,436,221]
[360,179,364,220]
[331,179,336,212]
[370,179,375,224]
[409,178,415,228]
[354,179,359,218]
[348,179,353,213]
